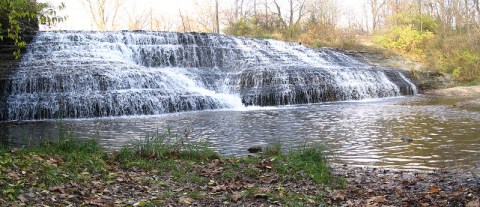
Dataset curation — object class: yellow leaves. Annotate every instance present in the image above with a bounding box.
[375,24,434,60]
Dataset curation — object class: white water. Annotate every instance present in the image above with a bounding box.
[0,31,417,121]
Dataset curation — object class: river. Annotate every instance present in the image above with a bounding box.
[1,95,478,171]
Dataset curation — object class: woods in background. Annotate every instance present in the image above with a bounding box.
[220,0,479,82]
[369,0,480,82]
[2,0,478,82]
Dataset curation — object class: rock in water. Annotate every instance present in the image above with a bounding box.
[248,146,262,153]
[401,137,413,143]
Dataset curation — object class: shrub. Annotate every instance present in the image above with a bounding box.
[375,25,434,60]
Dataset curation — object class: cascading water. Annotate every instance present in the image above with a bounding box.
[0,31,417,121]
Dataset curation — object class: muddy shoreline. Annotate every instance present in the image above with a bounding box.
[330,164,479,206]
[423,85,480,108]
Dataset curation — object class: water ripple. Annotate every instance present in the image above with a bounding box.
[1,96,479,171]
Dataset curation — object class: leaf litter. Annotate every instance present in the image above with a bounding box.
[0,150,479,206]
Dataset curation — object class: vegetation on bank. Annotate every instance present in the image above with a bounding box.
[223,1,480,84]
[0,131,340,206]
[1,130,479,206]
[2,1,479,84]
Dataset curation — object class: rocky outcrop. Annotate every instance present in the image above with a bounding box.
[1,16,39,121]
[412,70,455,91]
[0,15,39,66]
[338,49,455,91]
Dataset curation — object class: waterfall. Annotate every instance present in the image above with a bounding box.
[0,31,417,121]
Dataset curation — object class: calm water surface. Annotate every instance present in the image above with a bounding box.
[1,95,479,171]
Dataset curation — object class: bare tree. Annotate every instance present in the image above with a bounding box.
[307,0,339,29]
[178,9,189,32]
[368,0,387,33]
[127,12,149,30]
[124,3,150,30]
[215,0,220,33]
[272,0,307,32]
[476,0,480,23]
[82,0,124,31]
[151,14,175,31]
[192,0,217,32]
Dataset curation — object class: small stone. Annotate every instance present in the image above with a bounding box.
[247,145,262,153]
[401,137,413,143]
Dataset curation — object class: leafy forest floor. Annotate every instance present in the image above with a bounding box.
[1,135,479,206]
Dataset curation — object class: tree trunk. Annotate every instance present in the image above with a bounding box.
[179,9,187,32]
[289,0,294,27]
[474,0,480,25]
[215,0,220,33]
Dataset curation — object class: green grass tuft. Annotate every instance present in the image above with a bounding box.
[270,143,334,185]
[116,129,218,164]
[263,143,282,156]
[457,80,480,87]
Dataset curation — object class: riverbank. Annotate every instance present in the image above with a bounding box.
[1,136,478,206]
[424,85,480,107]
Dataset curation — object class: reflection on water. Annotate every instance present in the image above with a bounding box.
[1,95,479,171]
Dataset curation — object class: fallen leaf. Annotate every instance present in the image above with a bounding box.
[49,185,66,194]
[258,187,270,193]
[231,192,242,202]
[227,180,245,190]
[208,159,220,168]
[259,176,275,184]
[211,184,227,192]
[134,201,152,207]
[466,199,479,207]
[179,196,193,204]
[330,191,345,201]
[84,198,114,207]
[367,196,386,204]
[17,195,27,203]
[430,186,440,194]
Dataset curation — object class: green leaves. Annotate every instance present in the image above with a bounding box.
[0,0,66,59]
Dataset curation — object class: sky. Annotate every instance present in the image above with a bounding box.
[39,0,368,31]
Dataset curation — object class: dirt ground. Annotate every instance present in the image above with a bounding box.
[424,85,480,97]
[423,85,480,107]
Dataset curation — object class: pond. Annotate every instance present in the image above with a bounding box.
[1,95,479,171]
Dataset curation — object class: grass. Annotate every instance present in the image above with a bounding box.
[268,143,336,185]
[457,80,480,87]
[115,129,218,165]
[0,129,338,205]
